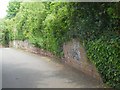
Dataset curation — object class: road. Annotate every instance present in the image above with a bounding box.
[1,48,104,88]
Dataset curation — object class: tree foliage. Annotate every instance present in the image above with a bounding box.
[6,1,20,19]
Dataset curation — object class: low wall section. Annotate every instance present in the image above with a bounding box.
[63,39,102,82]
[9,40,53,57]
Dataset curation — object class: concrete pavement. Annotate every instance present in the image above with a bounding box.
[2,48,104,88]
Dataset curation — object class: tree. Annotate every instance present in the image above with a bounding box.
[6,1,20,19]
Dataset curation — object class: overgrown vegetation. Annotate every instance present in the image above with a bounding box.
[0,19,9,47]
[86,36,120,89]
[1,1,120,89]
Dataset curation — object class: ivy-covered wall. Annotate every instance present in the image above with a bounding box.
[86,36,120,89]
[1,2,120,89]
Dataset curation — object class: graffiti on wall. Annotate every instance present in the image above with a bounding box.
[68,40,81,61]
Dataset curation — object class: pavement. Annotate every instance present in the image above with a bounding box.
[1,48,104,88]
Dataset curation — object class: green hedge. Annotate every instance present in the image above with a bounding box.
[1,30,10,47]
[86,36,120,89]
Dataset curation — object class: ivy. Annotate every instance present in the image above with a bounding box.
[86,36,120,89]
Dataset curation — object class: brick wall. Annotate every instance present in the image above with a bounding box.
[63,39,102,82]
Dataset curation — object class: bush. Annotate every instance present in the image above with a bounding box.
[86,36,120,89]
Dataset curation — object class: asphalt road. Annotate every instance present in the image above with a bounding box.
[2,48,104,88]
